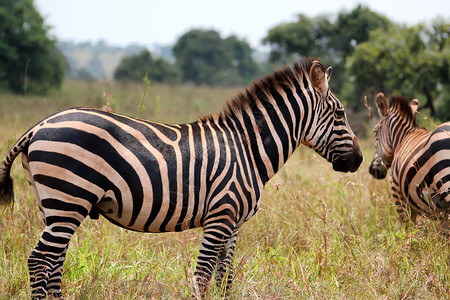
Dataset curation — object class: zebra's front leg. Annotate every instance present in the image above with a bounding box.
[193,223,235,297]
[394,195,418,226]
[215,229,238,295]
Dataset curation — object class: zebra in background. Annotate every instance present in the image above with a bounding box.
[369,92,450,227]
[0,58,362,299]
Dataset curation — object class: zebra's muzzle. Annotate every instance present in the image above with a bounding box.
[368,153,389,179]
[369,164,388,179]
[332,144,363,173]
[332,153,362,173]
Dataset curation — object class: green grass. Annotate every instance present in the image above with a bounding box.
[0,80,449,299]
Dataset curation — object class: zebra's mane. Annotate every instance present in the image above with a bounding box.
[388,95,418,126]
[200,57,317,122]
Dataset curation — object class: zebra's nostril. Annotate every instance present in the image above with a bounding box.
[369,164,387,179]
[332,151,362,173]
[332,158,350,173]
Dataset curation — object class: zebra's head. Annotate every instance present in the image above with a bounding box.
[369,92,419,179]
[302,61,362,173]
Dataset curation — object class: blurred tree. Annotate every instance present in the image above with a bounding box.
[346,18,449,117]
[0,0,65,94]
[225,35,258,84]
[263,5,391,100]
[113,49,180,83]
[332,5,391,58]
[173,29,258,86]
[174,29,227,85]
[428,17,450,120]
[262,14,333,62]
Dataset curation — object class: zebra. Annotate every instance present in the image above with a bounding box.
[0,58,362,299]
[369,92,450,226]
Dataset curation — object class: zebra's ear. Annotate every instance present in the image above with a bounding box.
[309,60,328,96]
[375,92,388,116]
[410,99,419,114]
[325,67,332,81]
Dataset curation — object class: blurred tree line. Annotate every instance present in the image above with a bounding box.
[117,6,449,121]
[114,49,179,83]
[1,0,449,120]
[263,5,449,120]
[0,0,65,94]
[113,29,260,86]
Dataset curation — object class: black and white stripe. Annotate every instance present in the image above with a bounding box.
[369,92,450,224]
[0,58,362,298]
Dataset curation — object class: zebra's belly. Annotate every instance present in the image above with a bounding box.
[95,194,201,233]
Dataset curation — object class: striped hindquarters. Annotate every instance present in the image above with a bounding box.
[391,123,450,219]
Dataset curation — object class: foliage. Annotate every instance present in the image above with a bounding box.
[0,0,65,94]
[173,29,258,86]
[332,5,392,59]
[113,49,180,84]
[346,19,449,116]
[264,5,390,62]
[263,5,448,121]
[263,5,391,103]
[263,14,334,62]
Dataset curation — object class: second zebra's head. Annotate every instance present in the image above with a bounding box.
[369,92,419,179]
[302,60,362,173]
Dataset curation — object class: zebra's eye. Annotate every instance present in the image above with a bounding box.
[335,109,345,119]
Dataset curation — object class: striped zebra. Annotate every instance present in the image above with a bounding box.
[0,58,362,298]
[369,92,450,226]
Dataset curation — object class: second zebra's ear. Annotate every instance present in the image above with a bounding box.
[325,67,332,81]
[410,98,419,114]
[375,92,388,116]
[309,60,328,97]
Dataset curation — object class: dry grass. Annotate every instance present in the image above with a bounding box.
[0,81,449,299]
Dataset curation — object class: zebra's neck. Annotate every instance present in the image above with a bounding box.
[396,127,429,152]
[391,120,423,153]
[203,82,309,184]
[198,60,318,184]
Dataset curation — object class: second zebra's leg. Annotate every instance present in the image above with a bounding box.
[215,229,238,295]
[193,223,236,297]
[394,195,417,228]
[438,213,450,237]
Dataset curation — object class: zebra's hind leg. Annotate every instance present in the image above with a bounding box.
[215,229,238,296]
[46,247,68,298]
[29,221,78,299]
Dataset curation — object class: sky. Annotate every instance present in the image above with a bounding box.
[35,0,449,49]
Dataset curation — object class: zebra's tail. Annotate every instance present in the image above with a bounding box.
[0,161,14,206]
[0,126,36,206]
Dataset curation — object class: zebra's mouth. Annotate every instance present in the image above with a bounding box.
[368,154,389,179]
[332,157,352,173]
[369,164,388,179]
[332,150,363,173]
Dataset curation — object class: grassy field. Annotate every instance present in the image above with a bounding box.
[0,80,449,299]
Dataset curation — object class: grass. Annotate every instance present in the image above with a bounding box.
[0,80,449,299]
